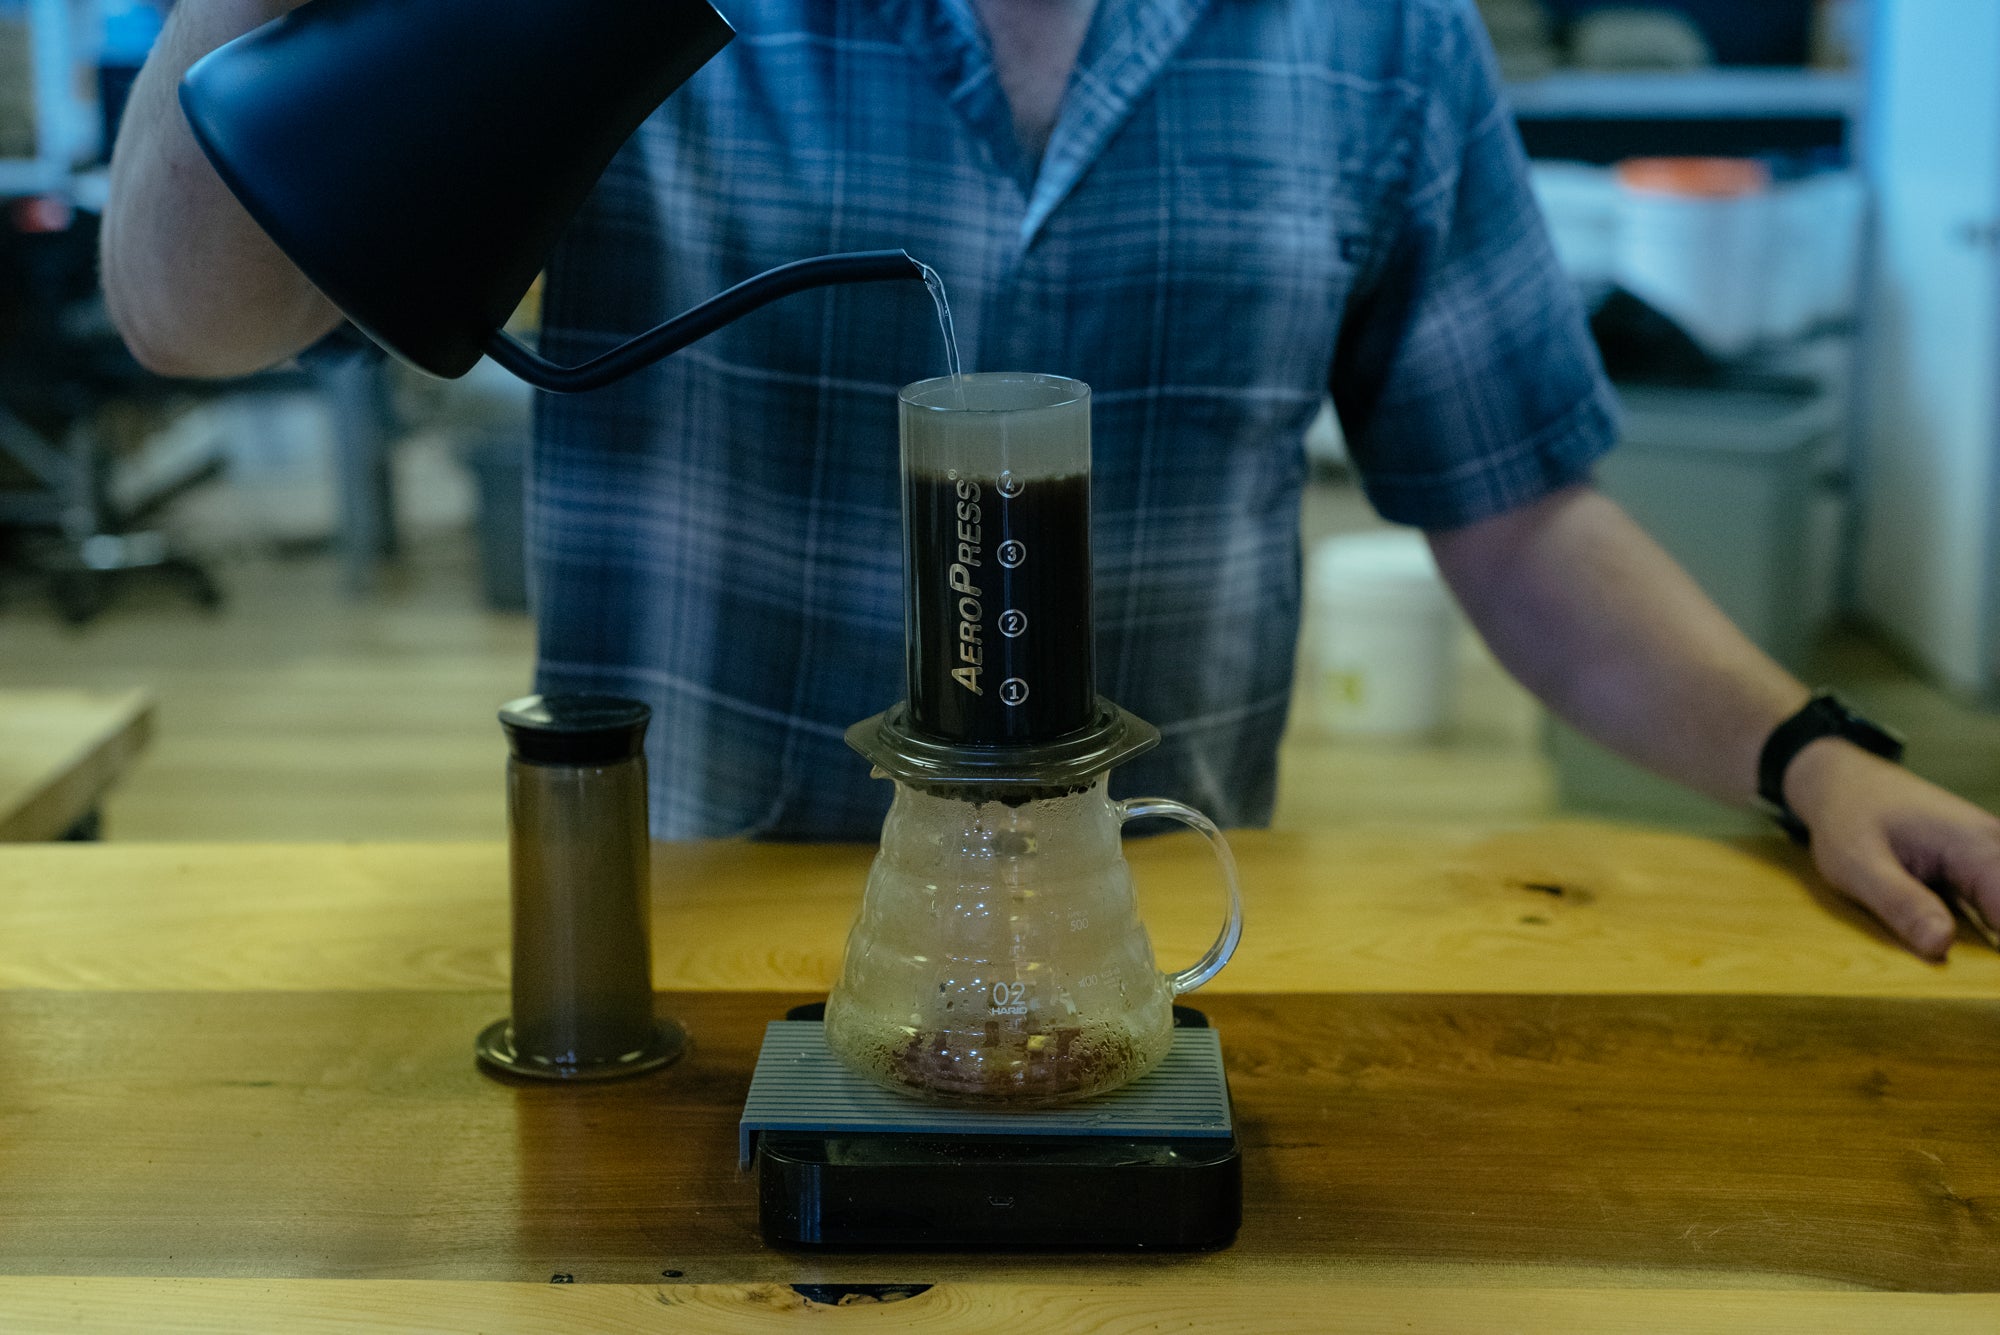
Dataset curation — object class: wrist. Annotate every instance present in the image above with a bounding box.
[1781,735,1868,834]
[1756,691,1905,843]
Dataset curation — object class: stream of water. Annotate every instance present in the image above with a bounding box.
[915,260,965,405]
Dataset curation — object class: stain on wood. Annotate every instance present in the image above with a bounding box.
[1514,879,1596,905]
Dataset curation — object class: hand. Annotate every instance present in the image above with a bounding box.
[1785,738,2000,960]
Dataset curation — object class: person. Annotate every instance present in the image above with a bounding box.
[103,0,2000,959]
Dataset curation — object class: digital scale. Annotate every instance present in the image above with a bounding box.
[741,1005,1241,1250]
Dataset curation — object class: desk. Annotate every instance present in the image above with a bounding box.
[0,688,152,840]
[0,826,1996,1331]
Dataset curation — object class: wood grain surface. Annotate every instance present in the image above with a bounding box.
[1,989,1994,1293]
[0,1279,1997,1335]
[3,826,1999,995]
[0,689,153,841]
[4,832,1998,1326]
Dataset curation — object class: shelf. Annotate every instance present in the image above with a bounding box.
[1506,68,1861,121]
[0,158,68,198]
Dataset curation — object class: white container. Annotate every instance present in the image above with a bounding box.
[1763,177,1823,343]
[1761,170,1864,342]
[1303,530,1457,738]
[1806,169,1864,326]
[1614,158,1772,359]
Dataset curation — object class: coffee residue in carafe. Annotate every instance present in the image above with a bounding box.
[836,1012,1162,1105]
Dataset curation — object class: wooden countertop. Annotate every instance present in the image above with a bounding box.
[1,824,1997,1331]
[0,688,153,841]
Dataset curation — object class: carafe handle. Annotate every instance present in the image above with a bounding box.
[1115,797,1243,996]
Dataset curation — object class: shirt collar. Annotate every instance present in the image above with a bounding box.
[862,0,1214,245]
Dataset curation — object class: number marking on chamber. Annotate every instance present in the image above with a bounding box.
[997,471,1025,498]
[997,539,1026,568]
[989,980,1027,1014]
[998,609,1027,638]
[999,678,1029,706]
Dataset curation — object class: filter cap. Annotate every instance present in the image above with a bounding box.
[846,697,1159,798]
[499,694,651,766]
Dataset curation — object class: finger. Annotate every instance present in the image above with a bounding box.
[1933,819,2000,941]
[1822,843,1957,960]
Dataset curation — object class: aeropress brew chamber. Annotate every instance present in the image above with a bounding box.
[847,373,1158,790]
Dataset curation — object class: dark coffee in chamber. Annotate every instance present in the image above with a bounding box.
[905,469,1094,745]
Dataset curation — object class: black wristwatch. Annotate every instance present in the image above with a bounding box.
[1757,690,1905,845]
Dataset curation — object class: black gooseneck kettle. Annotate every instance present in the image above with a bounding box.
[178,0,926,391]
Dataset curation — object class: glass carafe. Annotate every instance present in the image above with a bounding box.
[823,776,1242,1105]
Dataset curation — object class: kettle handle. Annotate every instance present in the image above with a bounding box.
[1115,797,1244,997]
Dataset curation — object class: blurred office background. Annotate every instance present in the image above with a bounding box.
[1,0,1997,842]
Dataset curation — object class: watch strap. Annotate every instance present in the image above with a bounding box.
[1757,691,1905,845]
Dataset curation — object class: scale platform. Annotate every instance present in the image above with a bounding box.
[741,1005,1240,1250]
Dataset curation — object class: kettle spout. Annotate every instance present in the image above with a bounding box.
[484,249,928,393]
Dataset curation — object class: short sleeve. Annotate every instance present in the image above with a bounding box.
[1330,0,1619,531]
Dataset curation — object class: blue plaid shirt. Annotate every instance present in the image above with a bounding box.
[533,0,1617,840]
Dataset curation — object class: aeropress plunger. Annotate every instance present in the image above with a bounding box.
[478,696,683,1080]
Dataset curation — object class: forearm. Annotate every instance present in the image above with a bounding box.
[1428,482,2000,960]
[1428,484,1807,807]
[101,0,340,378]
